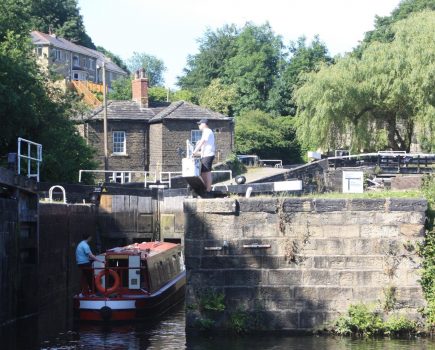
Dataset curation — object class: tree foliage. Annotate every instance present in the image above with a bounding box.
[127,52,166,86]
[30,0,95,48]
[294,11,435,153]
[0,0,96,181]
[267,36,332,116]
[199,79,237,116]
[96,46,129,73]
[235,110,301,164]
[108,77,132,101]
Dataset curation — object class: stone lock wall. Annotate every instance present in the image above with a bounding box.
[184,197,427,332]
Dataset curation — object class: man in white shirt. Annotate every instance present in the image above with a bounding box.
[193,119,215,192]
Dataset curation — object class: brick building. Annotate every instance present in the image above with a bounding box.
[78,71,234,182]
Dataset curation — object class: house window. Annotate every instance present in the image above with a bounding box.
[73,56,79,67]
[191,130,202,146]
[113,131,126,154]
[52,49,62,61]
[36,46,43,56]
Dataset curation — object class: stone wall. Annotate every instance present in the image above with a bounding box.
[86,119,148,180]
[150,119,234,173]
[184,197,427,332]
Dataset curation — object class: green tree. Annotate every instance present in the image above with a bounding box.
[294,11,435,153]
[178,24,239,92]
[96,46,129,73]
[223,23,282,115]
[30,0,95,48]
[171,89,195,103]
[0,0,96,181]
[267,36,332,116]
[127,52,166,86]
[235,110,301,164]
[356,0,435,55]
[148,86,168,103]
[199,79,237,116]
[108,77,132,100]
[177,23,284,114]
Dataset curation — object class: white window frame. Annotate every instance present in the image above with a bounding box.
[73,55,79,67]
[191,130,202,146]
[112,131,126,155]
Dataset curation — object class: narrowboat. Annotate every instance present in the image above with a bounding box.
[73,241,186,321]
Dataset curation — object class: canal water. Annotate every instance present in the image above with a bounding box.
[29,305,435,349]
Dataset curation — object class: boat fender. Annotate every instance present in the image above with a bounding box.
[95,269,121,294]
[100,306,112,321]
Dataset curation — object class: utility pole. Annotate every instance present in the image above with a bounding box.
[102,61,109,181]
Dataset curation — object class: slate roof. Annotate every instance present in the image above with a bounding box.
[83,47,128,75]
[149,101,231,124]
[80,100,231,124]
[86,101,157,120]
[31,31,99,58]
[31,31,127,75]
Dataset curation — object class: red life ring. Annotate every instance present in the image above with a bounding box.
[95,269,120,294]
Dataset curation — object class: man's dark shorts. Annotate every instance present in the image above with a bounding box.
[201,156,214,173]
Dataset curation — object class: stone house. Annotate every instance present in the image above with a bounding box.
[78,72,234,182]
[31,31,127,87]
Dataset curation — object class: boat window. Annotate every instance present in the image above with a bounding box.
[172,255,178,272]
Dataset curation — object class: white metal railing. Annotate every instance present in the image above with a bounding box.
[160,171,182,188]
[328,152,435,160]
[48,185,67,203]
[259,159,283,168]
[17,137,42,182]
[78,169,233,189]
[78,170,157,187]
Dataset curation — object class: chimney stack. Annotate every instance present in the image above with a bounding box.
[132,68,149,108]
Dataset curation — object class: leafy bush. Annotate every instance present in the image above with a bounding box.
[384,315,418,336]
[199,290,225,312]
[334,304,384,336]
[229,309,249,334]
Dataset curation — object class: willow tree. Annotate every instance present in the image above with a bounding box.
[294,11,435,153]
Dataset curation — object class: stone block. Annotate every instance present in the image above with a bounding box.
[352,287,383,300]
[314,199,346,212]
[298,311,327,329]
[302,270,339,286]
[294,286,318,300]
[185,257,200,269]
[360,225,399,237]
[184,238,202,257]
[323,224,360,238]
[203,214,243,239]
[348,199,386,211]
[267,269,303,285]
[184,213,204,239]
[188,270,225,286]
[224,286,255,299]
[400,224,425,237]
[376,212,426,225]
[183,199,197,213]
[225,269,264,286]
[256,286,294,300]
[264,310,299,330]
[201,256,261,269]
[339,270,385,287]
[238,198,277,213]
[344,211,376,225]
[196,198,238,214]
[282,198,313,212]
[389,198,427,212]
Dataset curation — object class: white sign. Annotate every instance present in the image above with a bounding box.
[342,171,364,193]
[273,180,303,192]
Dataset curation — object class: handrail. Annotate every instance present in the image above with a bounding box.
[48,185,67,203]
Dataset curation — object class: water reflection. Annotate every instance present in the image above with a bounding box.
[37,304,435,350]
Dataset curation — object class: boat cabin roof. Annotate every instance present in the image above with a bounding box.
[104,241,180,259]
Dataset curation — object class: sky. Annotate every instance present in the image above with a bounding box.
[78,0,401,88]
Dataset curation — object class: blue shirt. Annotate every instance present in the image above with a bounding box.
[76,240,92,265]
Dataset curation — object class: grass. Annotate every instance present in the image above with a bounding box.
[300,189,424,200]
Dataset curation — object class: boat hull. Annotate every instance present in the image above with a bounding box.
[74,271,186,322]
